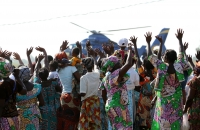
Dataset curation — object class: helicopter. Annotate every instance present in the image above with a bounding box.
[65,22,169,59]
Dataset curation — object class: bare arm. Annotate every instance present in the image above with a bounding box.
[37,92,45,106]
[176,29,184,53]
[145,32,153,57]
[129,36,142,67]
[35,46,49,69]
[34,54,44,78]
[155,36,163,60]
[13,52,24,66]
[118,44,133,82]
[26,47,34,74]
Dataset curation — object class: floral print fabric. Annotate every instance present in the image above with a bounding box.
[78,95,101,130]
[187,76,200,129]
[100,69,132,130]
[151,53,192,130]
[16,84,42,130]
[0,116,20,130]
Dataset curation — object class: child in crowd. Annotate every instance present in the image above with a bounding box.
[71,47,81,66]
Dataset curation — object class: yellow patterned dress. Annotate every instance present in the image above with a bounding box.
[16,84,42,130]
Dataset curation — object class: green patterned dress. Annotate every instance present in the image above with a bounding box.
[150,53,192,130]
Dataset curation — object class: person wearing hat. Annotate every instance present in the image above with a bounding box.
[113,38,129,64]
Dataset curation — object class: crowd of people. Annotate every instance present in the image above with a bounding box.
[0,28,199,130]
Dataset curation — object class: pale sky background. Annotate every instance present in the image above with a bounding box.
[0,0,199,61]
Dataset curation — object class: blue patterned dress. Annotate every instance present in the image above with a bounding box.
[34,77,60,130]
[16,84,41,130]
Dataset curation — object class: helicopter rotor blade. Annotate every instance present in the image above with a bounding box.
[101,33,113,35]
[100,26,151,32]
[70,22,91,31]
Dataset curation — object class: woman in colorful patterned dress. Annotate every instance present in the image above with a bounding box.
[16,66,44,130]
[151,29,192,130]
[100,44,133,130]
[183,51,200,129]
[130,33,158,130]
[0,56,27,130]
[34,54,61,130]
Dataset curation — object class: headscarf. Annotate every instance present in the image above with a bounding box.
[101,56,119,73]
[19,66,31,82]
[0,57,13,78]
[82,57,94,69]
[55,52,68,61]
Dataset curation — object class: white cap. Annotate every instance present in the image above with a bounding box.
[118,38,128,47]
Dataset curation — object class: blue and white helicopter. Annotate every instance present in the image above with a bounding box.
[65,22,169,59]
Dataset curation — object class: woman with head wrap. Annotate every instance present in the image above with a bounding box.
[183,51,200,129]
[16,65,45,130]
[78,57,101,129]
[99,44,133,130]
[150,29,192,130]
[55,55,81,130]
[0,57,27,130]
[33,54,61,130]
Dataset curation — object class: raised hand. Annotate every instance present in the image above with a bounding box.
[76,41,82,49]
[102,44,112,55]
[35,46,45,52]
[94,48,105,58]
[175,28,184,40]
[155,35,163,43]
[129,36,138,44]
[13,52,21,60]
[187,55,193,63]
[60,40,69,51]
[87,47,96,57]
[26,47,33,56]
[195,50,200,61]
[108,40,114,54]
[183,42,188,51]
[86,40,91,49]
[144,32,152,44]
[38,54,45,62]
[0,49,12,60]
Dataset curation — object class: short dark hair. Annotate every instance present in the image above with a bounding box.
[49,60,58,70]
[39,67,49,80]
[82,57,94,70]
[48,55,53,62]
[164,49,177,63]
[72,48,80,56]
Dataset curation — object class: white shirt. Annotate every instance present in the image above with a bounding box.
[48,71,59,79]
[58,66,77,93]
[126,67,140,90]
[80,71,100,101]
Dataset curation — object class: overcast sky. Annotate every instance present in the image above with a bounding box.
[0,0,199,59]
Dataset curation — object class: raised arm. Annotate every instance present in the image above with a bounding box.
[155,36,163,60]
[129,36,142,67]
[0,50,13,65]
[175,28,184,53]
[76,41,82,59]
[187,55,195,70]
[26,47,33,74]
[144,32,153,57]
[60,40,69,52]
[13,52,24,66]
[33,54,44,78]
[35,46,49,69]
[118,44,133,82]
